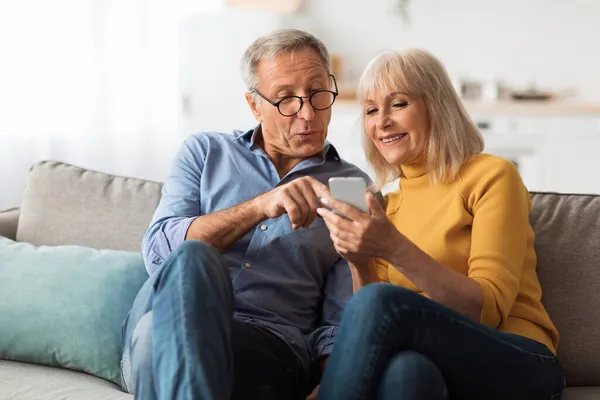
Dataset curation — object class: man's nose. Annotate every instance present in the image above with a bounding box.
[296,99,316,121]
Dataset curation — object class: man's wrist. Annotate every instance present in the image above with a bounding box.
[249,193,268,221]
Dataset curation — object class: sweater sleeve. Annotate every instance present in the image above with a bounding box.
[462,160,531,328]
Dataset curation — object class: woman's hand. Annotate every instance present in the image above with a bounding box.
[319,192,484,321]
[317,192,406,265]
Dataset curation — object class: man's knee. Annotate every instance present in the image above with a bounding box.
[160,240,228,287]
[174,240,220,261]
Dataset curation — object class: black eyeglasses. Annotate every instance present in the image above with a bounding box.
[250,74,339,117]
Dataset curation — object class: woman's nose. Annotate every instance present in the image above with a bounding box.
[376,112,392,129]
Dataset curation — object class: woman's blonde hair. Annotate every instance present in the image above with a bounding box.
[358,49,484,190]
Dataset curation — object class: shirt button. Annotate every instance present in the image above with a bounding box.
[260,224,268,231]
[243,262,252,269]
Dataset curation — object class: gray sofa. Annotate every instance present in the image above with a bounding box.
[1,160,599,400]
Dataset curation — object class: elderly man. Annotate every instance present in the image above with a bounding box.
[120,29,370,400]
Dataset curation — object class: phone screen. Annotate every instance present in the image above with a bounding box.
[328,177,369,214]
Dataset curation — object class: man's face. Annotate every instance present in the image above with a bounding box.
[246,48,333,159]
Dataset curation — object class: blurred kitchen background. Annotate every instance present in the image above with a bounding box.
[1,0,600,209]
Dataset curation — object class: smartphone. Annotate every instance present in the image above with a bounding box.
[328,177,369,215]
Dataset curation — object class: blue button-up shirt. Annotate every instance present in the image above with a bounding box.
[142,127,371,371]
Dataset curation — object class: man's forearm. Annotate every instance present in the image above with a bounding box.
[185,196,267,252]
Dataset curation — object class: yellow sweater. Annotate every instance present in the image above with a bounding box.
[377,153,559,354]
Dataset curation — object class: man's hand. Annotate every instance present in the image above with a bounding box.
[257,177,330,230]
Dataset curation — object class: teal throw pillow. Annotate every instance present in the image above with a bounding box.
[0,237,148,385]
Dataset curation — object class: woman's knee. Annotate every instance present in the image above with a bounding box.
[379,351,447,400]
[347,283,423,316]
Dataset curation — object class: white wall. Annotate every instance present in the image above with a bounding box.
[2,1,600,209]
[0,0,221,210]
[306,0,600,102]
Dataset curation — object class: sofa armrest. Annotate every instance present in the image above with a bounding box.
[0,207,20,240]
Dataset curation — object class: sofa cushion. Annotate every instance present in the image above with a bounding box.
[0,237,148,385]
[562,387,600,400]
[0,360,132,400]
[530,192,600,386]
[0,207,19,240]
[16,161,163,252]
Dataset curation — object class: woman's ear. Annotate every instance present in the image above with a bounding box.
[245,92,262,123]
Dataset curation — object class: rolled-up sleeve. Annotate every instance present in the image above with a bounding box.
[142,137,205,274]
[309,257,353,359]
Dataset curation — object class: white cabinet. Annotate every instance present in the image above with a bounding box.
[471,113,600,195]
[541,135,600,194]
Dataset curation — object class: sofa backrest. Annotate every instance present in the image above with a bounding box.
[14,162,600,386]
[16,161,163,252]
[530,192,600,387]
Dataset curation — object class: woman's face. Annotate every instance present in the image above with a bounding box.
[363,91,430,166]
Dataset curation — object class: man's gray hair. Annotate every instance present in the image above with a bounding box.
[240,29,331,91]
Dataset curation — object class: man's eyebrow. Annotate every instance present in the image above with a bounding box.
[307,73,327,83]
[271,84,295,93]
[271,75,329,92]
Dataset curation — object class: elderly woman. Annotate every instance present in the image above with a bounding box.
[314,49,565,400]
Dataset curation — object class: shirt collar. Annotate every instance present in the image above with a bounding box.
[234,126,256,148]
[236,125,341,163]
[322,141,341,162]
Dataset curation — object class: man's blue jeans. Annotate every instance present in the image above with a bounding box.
[317,284,565,400]
[120,240,309,400]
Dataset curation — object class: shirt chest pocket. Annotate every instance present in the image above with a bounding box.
[296,216,328,237]
[290,218,337,260]
[265,217,333,256]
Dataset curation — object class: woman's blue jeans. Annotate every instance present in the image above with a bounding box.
[317,284,565,400]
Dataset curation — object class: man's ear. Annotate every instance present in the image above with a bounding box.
[245,92,262,122]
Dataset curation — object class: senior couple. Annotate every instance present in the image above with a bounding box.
[119,29,564,400]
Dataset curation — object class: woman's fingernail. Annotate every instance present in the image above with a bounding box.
[320,197,329,205]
